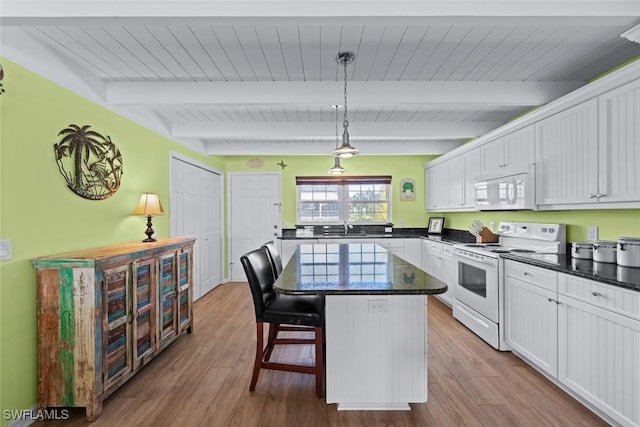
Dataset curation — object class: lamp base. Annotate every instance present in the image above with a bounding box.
[142,215,157,243]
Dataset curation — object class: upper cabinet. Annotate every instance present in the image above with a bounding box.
[426,147,480,212]
[597,78,640,204]
[535,98,599,206]
[424,64,640,212]
[536,78,640,209]
[480,126,534,176]
[425,162,449,211]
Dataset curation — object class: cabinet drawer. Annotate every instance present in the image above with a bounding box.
[427,240,442,253]
[558,273,640,321]
[441,243,453,256]
[505,260,557,292]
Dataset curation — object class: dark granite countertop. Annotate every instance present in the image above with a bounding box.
[501,253,640,292]
[280,227,474,244]
[274,242,447,295]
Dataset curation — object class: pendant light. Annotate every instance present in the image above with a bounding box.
[328,104,346,175]
[334,51,358,158]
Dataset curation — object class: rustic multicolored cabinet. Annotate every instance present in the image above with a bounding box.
[32,238,196,421]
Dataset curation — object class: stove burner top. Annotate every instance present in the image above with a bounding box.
[511,249,535,253]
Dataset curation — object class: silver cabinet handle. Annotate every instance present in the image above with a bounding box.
[588,194,597,199]
[596,193,606,198]
[523,272,530,276]
[547,297,554,302]
[592,291,600,297]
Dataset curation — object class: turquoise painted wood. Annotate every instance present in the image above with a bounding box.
[33,238,196,421]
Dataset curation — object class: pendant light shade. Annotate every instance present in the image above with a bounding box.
[328,104,346,174]
[334,51,358,158]
[328,156,345,175]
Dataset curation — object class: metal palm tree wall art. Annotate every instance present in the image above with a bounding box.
[53,124,124,200]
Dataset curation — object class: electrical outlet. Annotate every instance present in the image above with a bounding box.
[368,299,388,313]
[587,226,599,241]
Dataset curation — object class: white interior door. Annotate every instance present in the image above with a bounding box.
[170,155,223,300]
[229,172,281,281]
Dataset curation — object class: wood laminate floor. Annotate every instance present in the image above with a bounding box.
[45,282,606,426]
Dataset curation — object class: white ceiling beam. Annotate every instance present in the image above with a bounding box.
[204,139,464,156]
[3,1,640,21]
[108,81,582,107]
[172,121,500,139]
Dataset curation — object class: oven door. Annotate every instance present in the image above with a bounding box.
[453,251,499,323]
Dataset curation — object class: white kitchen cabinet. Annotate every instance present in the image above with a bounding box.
[402,238,422,267]
[462,148,482,209]
[480,126,534,176]
[425,162,449,211]
[421,239,454,307]
[505,261,640,427]
[535,98,600,207]
[557,274,640,427]
[374,238,405,258]
[597,78,640,205]
[505,261,559,376]
[426,148,480,211]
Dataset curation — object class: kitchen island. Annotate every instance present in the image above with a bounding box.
[275,242,447,410]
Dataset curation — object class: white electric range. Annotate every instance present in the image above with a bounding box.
[451,222,566,350]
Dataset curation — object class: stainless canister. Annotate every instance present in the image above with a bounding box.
[592,240,617,263]
[571,242,593,260]
[617,237,640,268]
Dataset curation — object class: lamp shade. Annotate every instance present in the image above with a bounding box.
[133,193,165,216]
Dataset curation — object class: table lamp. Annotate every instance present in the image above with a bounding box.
[133,192,164,242]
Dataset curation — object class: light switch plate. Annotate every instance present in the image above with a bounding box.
[0,240,12,261]
[587,226,599,241]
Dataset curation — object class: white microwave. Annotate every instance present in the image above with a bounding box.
[473,168,536,211]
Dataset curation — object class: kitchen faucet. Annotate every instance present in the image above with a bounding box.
[344,220,354,234]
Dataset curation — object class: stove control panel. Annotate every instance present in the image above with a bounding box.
[498,222,566,242]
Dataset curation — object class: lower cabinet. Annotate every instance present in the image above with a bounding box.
[33,238,195,421]
[557,274,640,427]
[505,260,640,427]
[421,239,454,306]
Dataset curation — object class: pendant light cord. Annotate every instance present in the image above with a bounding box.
[343,58,349,130]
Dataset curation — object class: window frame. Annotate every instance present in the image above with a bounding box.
[296,175,392,225]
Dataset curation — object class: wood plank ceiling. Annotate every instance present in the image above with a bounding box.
[2,1,640,156]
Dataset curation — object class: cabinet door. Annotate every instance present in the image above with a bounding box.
[598,78,640,204]
[158,253,178,345]
[505,277,558,376]
[462,148,481,208]
[448,155,464,208]
[402,239,422,267]
[535,99,599,206]
[132,259,156,367]
[479,137,504,175]
[558,295,640,427]
[503,126,534,174]
[425,163,449,210]
[177,248,193,332]
[102,265,133,389]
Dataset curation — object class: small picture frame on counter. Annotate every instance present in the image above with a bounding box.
[427,217,444,234]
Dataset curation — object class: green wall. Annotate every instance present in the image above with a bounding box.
[0,59,224,425]
[224,155,438,228]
